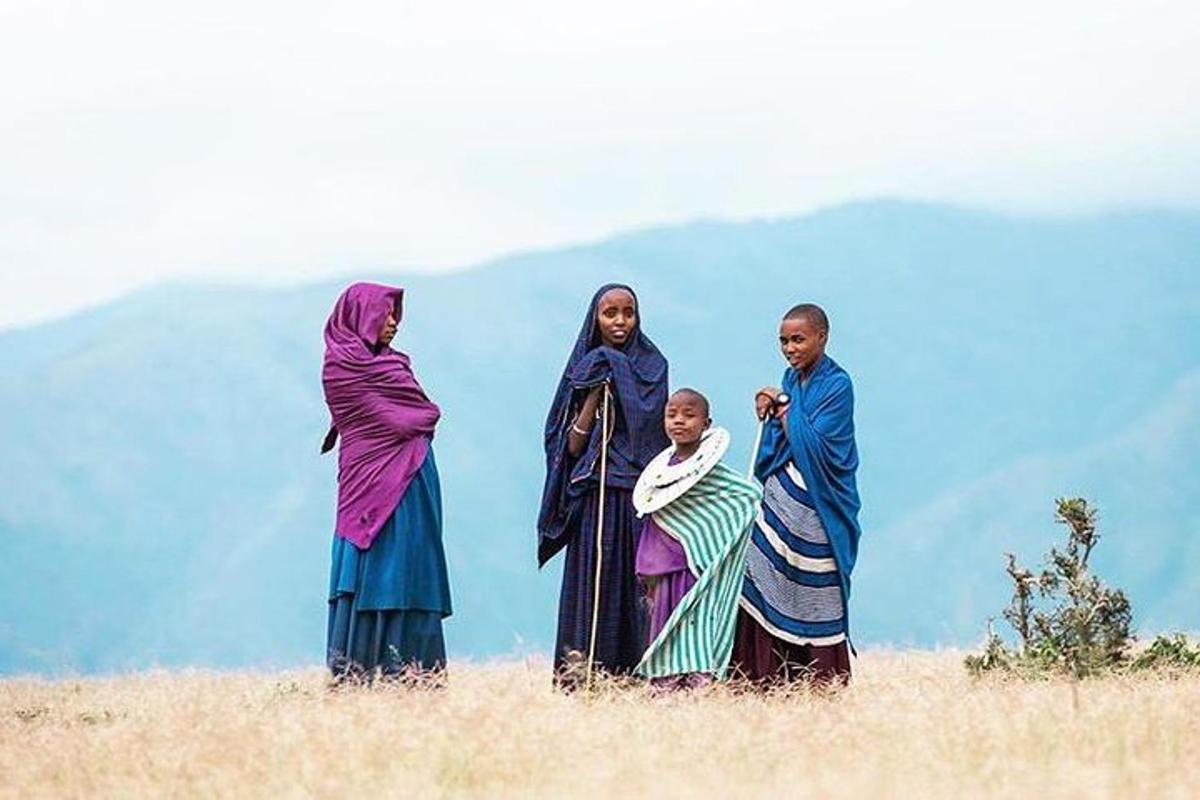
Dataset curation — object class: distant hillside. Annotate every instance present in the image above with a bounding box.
[2,200,1198,672]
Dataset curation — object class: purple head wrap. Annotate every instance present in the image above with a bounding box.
[321,282,441,549]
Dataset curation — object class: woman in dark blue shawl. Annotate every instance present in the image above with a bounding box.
[538,284,670,685]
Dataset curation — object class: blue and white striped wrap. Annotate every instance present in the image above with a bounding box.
[740,462,847,645]
[741,354,861,647]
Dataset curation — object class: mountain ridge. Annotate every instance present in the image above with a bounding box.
[2,199,1197,673]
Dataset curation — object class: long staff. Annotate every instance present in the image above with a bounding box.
[585,382,612,690]
[748,413,767,480]
[748,391,789,479]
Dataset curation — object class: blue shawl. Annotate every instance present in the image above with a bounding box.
[754,355,862,614]
[537,284,670,566]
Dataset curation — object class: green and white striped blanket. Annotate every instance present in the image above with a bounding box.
[636,461,762,679]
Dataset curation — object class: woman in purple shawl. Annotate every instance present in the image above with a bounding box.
[538,284,670,686]
[322,283,452,681]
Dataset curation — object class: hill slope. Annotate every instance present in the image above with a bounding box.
[1,200,1198,672]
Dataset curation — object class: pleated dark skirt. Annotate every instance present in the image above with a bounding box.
[327,450,452,679]
[326,607,445,679]
[554,485,647,686]
[730,609,851,686]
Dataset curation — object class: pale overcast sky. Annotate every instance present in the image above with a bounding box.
[1,0,1197,327]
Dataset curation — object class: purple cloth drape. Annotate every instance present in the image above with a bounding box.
[636,515,697,645]
[322,282,441,549]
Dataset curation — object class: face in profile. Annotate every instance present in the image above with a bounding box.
[778,315,827,373]
[664,392,710,447]
[595,288,637,348]
[377,309,398,347]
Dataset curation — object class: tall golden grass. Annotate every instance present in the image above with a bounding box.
[2,651,1197,798]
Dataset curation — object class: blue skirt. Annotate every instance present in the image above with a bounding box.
[327,449,452,677]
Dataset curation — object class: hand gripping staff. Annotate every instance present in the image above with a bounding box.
[748,391,790,479]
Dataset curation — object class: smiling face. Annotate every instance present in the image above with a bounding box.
[779,315,827,373]
[595,288,637,348]
[664,391,710,449]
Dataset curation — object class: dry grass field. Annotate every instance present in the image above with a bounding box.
[2,651,1198,799]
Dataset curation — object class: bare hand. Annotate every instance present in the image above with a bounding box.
[594,384,615,431]
[568,383,611,457]
[754,386,781,420]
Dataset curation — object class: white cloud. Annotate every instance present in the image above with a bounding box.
[1,0,1198,327]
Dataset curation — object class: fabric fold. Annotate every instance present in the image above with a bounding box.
[746,355,861,640]
[636,462,762,679]
[537,283,669,566]
[322,282,441,549]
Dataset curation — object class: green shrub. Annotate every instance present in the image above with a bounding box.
[1131,634,1200,671]
[965,497,1195,678]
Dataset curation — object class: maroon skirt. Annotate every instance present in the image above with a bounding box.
[730,609,851,686]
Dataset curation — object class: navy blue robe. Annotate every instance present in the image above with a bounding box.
[537,285,670,683]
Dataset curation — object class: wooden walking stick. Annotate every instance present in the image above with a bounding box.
[748,391,789,479]
[585,382,612,690]
[748,414,767,479]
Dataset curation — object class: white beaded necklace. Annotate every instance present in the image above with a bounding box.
[633,427,731,516]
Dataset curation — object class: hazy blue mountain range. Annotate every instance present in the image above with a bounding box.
[2,200,1198,674]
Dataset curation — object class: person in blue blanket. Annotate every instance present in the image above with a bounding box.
[537,284,670,688]
[731,302,862,686]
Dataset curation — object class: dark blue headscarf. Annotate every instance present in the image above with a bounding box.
[537,284,670,566]
[755,355,862,613]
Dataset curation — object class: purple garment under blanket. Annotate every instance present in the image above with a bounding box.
[636,514,697,643]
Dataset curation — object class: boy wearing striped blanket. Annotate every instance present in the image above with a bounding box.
[732,303,862,686]
[633,388,762,689]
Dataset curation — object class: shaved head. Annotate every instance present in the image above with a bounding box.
[670,387,710,417]
[665,387,712,449]
[784,303,829,334]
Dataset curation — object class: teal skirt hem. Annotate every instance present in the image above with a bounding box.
[326,449,451,674]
